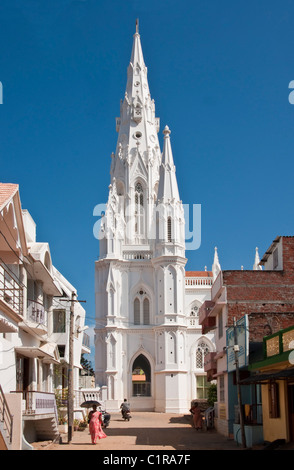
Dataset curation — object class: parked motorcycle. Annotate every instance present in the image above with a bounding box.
[122,408,132,421]
[101,410,111,427]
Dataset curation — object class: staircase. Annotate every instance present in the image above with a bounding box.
[34,416,60,441]
[0,385,13,450]
[0,419,10,450]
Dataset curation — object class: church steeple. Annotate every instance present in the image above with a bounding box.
[101,22,162,256]
[112,19,160,169]
[157,126,180,203]
[212,247,221,280]
[253,247,262,270]
[155,125,185,257]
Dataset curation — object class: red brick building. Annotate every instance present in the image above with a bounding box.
[199,236,294,441]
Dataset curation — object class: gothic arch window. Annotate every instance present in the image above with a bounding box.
[196,340,210,369]
[189,304,200,327]
[134,298,140,325]
[135,182,144,236]
[133,289,150,325]
[143,298,150,325]
[109,288,115,316]
[167,217,172,242]
[109,335,116,369]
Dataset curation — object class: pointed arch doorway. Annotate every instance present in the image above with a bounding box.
[132,354,151,397]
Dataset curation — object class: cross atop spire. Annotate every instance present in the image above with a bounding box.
[136,18,139,34]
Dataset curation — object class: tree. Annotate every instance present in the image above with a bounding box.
[80,354,94,376]
[207,383,217,407]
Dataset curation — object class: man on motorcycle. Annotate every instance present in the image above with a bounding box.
[120,398,131,419]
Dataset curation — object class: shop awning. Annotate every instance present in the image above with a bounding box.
[240,368,294,384]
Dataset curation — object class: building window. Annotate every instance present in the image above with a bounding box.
[196,341,210,368]
[135,182,144,236]
[218,310,223,339]
[58,345,65,358]
[53,309,66,333]
[167,217,172,242]
[219,374,225,402]
[143,298,150,325]
[134,298,140,325]
[196,375,210,399]
[133,292,150,325]
[190,305,199,326]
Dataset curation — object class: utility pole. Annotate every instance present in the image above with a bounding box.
[62,291,86,443]
[233,317,246,448]
[67,291,76,443]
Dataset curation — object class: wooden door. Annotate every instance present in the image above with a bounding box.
[288,384,294,442]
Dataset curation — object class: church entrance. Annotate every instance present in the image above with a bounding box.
[132,354,151,397]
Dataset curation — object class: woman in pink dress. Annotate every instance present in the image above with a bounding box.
[88,405,107,444]
[190,403,202,430]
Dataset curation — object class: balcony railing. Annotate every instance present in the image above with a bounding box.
[0,385,13,444]
[265,325,294,358]
[16,391,58,422]
[185,277,213,287]
[0,264,23,316]
[123,251,152,260]
[27,299,46,326]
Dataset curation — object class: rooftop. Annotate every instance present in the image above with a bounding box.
[0,183,19,211]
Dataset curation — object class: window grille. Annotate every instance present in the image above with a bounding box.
[196,341,210,368]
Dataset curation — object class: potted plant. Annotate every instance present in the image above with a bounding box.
[74,419,80,431]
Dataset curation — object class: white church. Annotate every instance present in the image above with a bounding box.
[94,22,219,413]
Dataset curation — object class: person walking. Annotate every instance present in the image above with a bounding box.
[88,404,107,445]
[190,402,202,430]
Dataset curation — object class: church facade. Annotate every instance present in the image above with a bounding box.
[94,24,216,413]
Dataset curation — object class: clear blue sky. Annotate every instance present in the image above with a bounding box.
[1,0,294,364]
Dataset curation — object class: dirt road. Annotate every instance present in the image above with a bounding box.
[32,412,240,451]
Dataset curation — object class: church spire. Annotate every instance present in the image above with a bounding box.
[157,126,180,203]
[112,21,161,181]
[253,247,262,270]
[129,19,145,70]
[212,246,221,280]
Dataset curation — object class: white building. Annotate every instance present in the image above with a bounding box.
[95,24,215,413]
[0,183,90,449]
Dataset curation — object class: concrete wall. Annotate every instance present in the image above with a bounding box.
[5,392,22,450]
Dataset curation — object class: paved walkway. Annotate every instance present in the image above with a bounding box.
[32,412,241,451]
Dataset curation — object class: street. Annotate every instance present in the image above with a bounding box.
[32,412,240,451]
